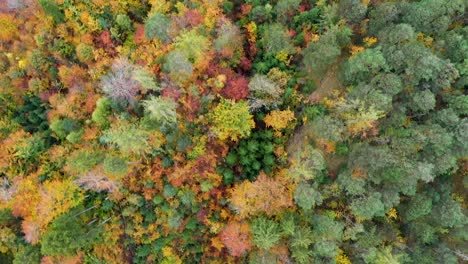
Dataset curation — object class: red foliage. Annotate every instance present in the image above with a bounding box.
[239,56,252,72]
[222,75,249,101]
[183,10,203,27]
[134,24,146,44]
[219,221,252,257]
[100,31,113,47]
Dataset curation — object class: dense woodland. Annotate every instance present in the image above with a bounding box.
[0,0,467,263]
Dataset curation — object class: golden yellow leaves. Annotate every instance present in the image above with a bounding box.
[0,14,18,42]
[264,109,296,132]
[246,22,257,43]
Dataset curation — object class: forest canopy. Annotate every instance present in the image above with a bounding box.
[0,0,466,263]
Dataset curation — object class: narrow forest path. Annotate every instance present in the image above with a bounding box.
[288,59,347,173]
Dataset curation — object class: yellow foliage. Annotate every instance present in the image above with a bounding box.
[264,110,295,131]
[0,15,18,42]
[336,249,352,264]
[417,32,433,48]
[246,22,257,43]
[210,99,255,141]
[363,37,378,47]
[275,51,290,65]
[350,45,365,57]
[387,208,398,220]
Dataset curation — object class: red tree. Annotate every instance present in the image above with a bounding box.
[222,75,249,101]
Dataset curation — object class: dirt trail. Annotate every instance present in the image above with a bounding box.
[288,61,347,172]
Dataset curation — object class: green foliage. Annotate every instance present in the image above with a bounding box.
[50,118,80,140]
[220,130,276,182]
[92,97,112,128]
[13,245,41,264]
[338,0,367,24]
[39,0,64,24]
[103,155,128,177]
[41,209,101,256]
[251,217,281,250]
[350,192,386,220]
[261,23,294,55]
[132,68,159,91]
[174,30,209,63]
[288,145,325,182]
[13,95,49,133]
[401,0,465,35]
[294,182,323,210]
[343,48,387,85]
[274,0,301,24]
[142,96,177,128]
[410,90,436,114]
[302,26,351,76]
[101,120,150,154]
[76,43,94,63]
[67,150,104,175]
[145,13,171,43]
[163,50,193,84]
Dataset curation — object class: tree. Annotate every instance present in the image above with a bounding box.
[368,3,400,35]
[274,0,301,24]
[229,173,293,218]
[214,21,244,59]
[410,90,436,114]
[144,13,171,43]
[13,245,41,264]
[141,96,177,128]
[219,221,252,257]
[401,0,465,35]
[92,98,112,128]
[288,146,325,182]
[163,50,193,84]
[222,75,249,101]
[261,23,294,55]
[210,99,254,141]
[294,182,323,210]
[38,0,64,24]
[338,0,367,24]
[41,209,100,256]
[264,110,295,132]
[100,58,140,103]
[250,217,281,250]
[302,26,351,76]
[248,74,282,111]
[342,48,387,85]
[350,192,386,220]
[101,120,150,154]
[174,29,209,64]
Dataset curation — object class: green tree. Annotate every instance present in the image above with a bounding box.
[261,23,294,55]
[251,217,281,250]
[101,120,150,154]
[141,96,177,128]
[350,192,386,220]
[342,48,387,85]
[41,209,100,256]
[144,13,171,43]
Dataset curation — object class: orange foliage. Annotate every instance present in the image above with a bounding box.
[219,221,252,257]
[229,173,294,218]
